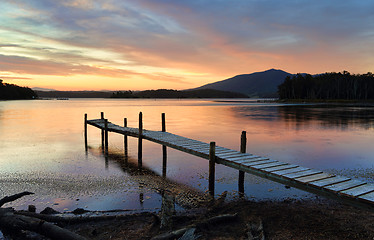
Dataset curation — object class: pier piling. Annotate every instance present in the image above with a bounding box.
[239,131,246,194]
[138,112,143,167]
[101,112,104,147]
[84,113,88,151]
[124,118,128,155]
[162,113,167,177]
[104,119,108,154]
[209,141,216,196]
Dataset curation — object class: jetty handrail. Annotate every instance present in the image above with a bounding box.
[84,112,374,212]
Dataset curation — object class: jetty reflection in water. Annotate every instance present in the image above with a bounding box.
[91,147,210,210]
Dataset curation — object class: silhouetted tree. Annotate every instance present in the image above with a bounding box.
[278,72,374,100]
[0,80,37,100]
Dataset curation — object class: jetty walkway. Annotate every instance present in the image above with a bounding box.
[85,112,374,211]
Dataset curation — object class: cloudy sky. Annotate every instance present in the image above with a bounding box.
[0,0,373,90]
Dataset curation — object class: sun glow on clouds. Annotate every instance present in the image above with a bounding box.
[0,0,373,90]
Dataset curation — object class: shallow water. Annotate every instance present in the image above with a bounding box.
[1,99,374,212]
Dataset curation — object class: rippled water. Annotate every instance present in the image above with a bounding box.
[1,99,374,212]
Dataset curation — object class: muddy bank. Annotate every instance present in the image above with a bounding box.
[64,198,374,240]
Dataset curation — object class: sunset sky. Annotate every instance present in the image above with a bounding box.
[0,0,373,91]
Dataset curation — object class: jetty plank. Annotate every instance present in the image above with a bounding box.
[264,164,298,172]
[234,156,267,164]
[309,176,350,187]
[296,173,334,183]
[243,159,278,167]
[272,167,310,175]
[340,184,374,197]
[359,191,374,202]
[282,170,322,179]
[251,161,288,169]
[325,180,366,192]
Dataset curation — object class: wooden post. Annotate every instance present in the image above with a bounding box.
[101,112,104,147]
[124,118,128,155]
[239,131,246,195]
[209,142,216,196]
[138,112,143,167]
[84,113,88,151]
[162,145,167,178]
[104,119,108,155]
[162,113,167,177]
[162,113,166,132]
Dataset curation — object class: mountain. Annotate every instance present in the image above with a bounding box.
[32,87,57,91]
[193,69,292,97]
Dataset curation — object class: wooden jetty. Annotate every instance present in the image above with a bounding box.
[85,112,374,211]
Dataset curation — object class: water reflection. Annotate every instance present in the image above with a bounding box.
[233,104,374,130]
[278,105,374,130]
[90,148,210,209]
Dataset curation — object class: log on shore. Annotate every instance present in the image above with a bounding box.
[0,210,86,240]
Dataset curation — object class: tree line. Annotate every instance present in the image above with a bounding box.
[278,71,374,100]
[0,79,37,100]
[111,89,248,98]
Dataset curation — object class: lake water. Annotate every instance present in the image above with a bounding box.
[1,99,374,212]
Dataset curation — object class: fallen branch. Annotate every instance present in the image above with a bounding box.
[0,192,87,240]
[151,213,238,240]
[0,191,34,207]
[16,211,156,224]
[0,211,86,240]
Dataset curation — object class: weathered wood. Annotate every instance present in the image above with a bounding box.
[233,156,263,163]
[162,145,167,178]
[251,161,288,169]
[104,119,108,154]
[84,113,88,150]
[0,192,34,207]
[340,184,374,197]
[124,118,128,154]
[325,179,366,192]
[0,212,87,240]
[263,164,298,172]
[272,166,310,175]
[216,152,245,158]
[309,176,350,187]
[138,112,143,167]
[162,113,166,132]
[283,169,322,179]
[296,173,334,183]
[244,159,278,167]
[101,112,104,147]
[225,154,254,161]
[239,131,246,195]
[209,142,216,196]
[359,191,374,203]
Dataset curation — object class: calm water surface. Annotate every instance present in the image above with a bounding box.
[1,99,374,212]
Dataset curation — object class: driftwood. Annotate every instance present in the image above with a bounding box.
[247,219,265,240]
[151,213,238,240]
[178,228,199,240]
[17,211,157,224]
[0,192,87,240]
[0,211,86,240]
[0,191,34,207]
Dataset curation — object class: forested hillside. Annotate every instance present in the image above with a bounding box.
[278,71,374,100]
[0,79,37,100]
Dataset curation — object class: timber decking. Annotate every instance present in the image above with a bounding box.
[86,118,374,211]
